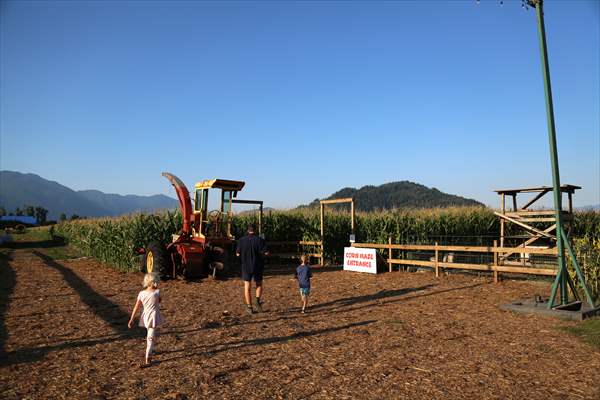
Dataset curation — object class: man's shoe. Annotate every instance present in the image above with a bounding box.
[254,298,263,313]
[245,305,254,315]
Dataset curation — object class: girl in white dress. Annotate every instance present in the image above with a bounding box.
[128,273,165,367]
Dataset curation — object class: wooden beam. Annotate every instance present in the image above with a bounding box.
[494,184,581,194]
[388,236,392,273]
[514,218,559,223]
[352,242,559,255]
[434,242,439,278]
[319,198,353,205]
[390,259,434,268]
[500,193,505,249]
[493,240,499,283]
[494,265,556,276]
[512,194,517,212]
[519,189,550,210]
[320,203,324,239]
[494,212,556,239]
[506,210,569,216]
[568,192,573,214]
[351,200,355,234]
[388,259,556,276]
[299,240,322,246]
[500,224,556,259]
[267,240,323,246]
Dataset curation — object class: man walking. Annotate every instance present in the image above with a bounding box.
[236,224,268,314]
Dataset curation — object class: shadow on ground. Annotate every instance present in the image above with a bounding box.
[156,319,378,364]
[3,237,65,250]
[0,251,142,367]
[32,251,131,332]
[0,251,16,361]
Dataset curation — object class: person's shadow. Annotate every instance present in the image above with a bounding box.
[32,251,132,333]
[308,285,435,312]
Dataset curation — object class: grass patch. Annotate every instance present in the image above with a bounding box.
[562,318,600,350]
[39,245,82,260]
[1,226,81,260]
[7,226,53,242]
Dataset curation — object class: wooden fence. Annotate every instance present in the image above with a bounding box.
[351,240,559,282]
[267,240,323,266]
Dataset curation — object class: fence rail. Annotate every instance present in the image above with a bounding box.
[352,241,559,281]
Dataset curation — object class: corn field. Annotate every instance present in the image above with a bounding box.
[54,211,181,272]
[54,208,600,299]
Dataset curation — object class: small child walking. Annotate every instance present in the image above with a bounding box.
[295,254,313,313]
[128,273,165,367]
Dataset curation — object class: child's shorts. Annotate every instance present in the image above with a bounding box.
[299,287,310,296]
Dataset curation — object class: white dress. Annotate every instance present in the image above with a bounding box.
[137,289,165,328]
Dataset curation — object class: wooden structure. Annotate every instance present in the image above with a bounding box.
[231,199,263,235]
[320,197,355,239]
[494,185,580,268]
[319,197,355,265]
[351,241,558,281]
[264,198,356,267]
[267,240,323,266]
[348,185,582,282]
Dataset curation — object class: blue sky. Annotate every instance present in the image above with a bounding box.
[1,0,598,209]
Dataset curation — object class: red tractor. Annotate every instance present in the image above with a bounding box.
[142,172,250,279]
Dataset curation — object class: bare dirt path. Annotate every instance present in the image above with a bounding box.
[1,245,599,399]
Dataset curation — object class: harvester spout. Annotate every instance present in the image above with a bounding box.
[162,172,193,236]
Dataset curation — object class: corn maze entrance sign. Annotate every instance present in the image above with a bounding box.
[343,247,377,274]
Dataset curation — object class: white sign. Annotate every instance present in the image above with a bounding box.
[343,247,377,274]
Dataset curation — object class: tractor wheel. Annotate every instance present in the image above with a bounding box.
[208,246,228,278]
[144,241,171,279]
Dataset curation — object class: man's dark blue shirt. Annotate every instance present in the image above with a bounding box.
[237,233,267,271]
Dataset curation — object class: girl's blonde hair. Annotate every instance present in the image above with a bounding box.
[300,254,308,264]
[142,273,160,289]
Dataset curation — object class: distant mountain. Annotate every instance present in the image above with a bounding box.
[77,190,178,217]
[301,181,484,211]
[0,171,178,220]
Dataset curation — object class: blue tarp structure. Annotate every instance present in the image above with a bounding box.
[0,216,37,225]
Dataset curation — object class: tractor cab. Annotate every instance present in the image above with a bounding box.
[193,179,245,242]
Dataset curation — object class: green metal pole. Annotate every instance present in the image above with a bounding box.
[562,229,595,307]
[531,0,567,307]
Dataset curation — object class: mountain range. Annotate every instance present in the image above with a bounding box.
[0,171,178,220]
[1,171,486,221]
[301,181,484,211]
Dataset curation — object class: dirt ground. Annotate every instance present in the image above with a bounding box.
[1,243,599,400]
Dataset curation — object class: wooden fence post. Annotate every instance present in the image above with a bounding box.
[388,236,392,273]
[493,240,499,283]
[435,242,439,278]
[320,241,324,266]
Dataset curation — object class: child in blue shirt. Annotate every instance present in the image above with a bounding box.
[295,254,313,313]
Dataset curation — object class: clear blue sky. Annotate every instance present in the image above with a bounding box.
[1,0,598,209]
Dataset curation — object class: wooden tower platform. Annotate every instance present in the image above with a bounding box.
[494,184,581,267]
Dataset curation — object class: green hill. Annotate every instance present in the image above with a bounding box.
[301,181,484,211]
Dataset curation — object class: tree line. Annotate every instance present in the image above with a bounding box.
[0,206,84,225]
[0,205,50,224]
